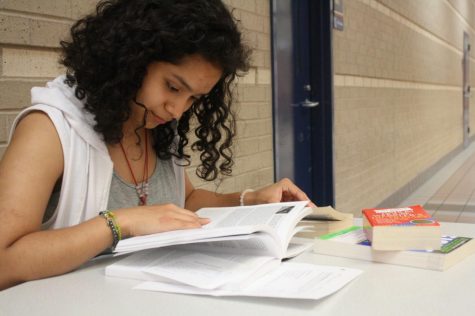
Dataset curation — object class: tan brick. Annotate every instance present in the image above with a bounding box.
[0,0,99,20]
[262,18,270,34]
[255,1,270,17]
[235,102,260,120]
[30,19,70,48]
[264,86,272,102]
[233,153,261,174]
[236,119,271,138]
[70,0,99,19]
[0,116,7,142]
[239,11,265,32]
[250,49,267,68]
[0,144,6,160]
[186,167,210,188]
[258,135,273,152]
[242,30,258,50]
[258,150,273,169]
[255,32,270,51]
[229,0,255,13]
[0,113,18,142]
[235,137,259,157]
[236,85,267,102]
[256,68,271,84]
[5,19,69,47]
[261,118,272,135]
[0,79,48,110]
[0,0,72,19]
[263,53,272,69]
[0,14,30,45]
[256,167,273,187]
[1,47,63,78]
[0,13,71,48]
[234,172,259,191]
[257,102,272,119]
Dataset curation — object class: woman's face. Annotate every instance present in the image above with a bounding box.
[132,54,222,129]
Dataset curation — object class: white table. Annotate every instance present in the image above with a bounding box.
[1,221,475,316]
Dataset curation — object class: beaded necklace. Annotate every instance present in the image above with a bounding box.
[119,131,149,205]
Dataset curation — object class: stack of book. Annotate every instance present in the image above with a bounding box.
[312,226,475,271]
[312,205,475,271]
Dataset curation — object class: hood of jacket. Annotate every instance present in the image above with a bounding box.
[30,75,108,154]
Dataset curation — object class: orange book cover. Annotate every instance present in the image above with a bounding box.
[362,205,440,227]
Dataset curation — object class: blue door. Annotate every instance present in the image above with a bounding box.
[271,0,334,206]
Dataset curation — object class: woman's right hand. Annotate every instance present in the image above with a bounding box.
[113,203,210,238]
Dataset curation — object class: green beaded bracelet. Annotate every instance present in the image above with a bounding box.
[99,210,121,251]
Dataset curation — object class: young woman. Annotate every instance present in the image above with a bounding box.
[0,0,312,290]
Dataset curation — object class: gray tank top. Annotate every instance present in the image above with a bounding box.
[107,157,180,209]
[43,157,181,223]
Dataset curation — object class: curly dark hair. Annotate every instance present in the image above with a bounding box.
[60,0,251,181]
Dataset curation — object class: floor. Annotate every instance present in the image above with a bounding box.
[399,141,475,223]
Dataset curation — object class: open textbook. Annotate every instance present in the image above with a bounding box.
[106,201,363,299]
[115,201,313,258]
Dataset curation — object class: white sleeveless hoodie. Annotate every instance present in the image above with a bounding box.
[9,76,185,229]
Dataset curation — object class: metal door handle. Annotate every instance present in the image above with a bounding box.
[301,98,319,108]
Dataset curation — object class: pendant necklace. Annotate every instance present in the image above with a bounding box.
[119,131,149,205]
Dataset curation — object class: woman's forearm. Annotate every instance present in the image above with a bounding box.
[184,178,313,212]
[185,189,242,211]
[0,216,111,290]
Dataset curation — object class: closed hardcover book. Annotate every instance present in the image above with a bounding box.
[362,205,441,250]
[313,226,475,271]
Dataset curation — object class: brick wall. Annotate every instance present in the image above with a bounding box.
[0,0,274,193]
[333,0,475,215]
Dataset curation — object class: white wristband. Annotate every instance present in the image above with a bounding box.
[239,189,255,206]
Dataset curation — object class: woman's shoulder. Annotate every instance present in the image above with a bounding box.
[6,110,64,179]
[12,111,62,150]
[10,105,69,143]
[15,110,58,135]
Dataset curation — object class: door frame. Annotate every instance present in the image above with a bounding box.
[270,0,334,206]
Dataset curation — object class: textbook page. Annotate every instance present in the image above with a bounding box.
[116,201,309,254]
[199,201,309,233]
[134,262,363,300]
[177,232,281,257]
[178,233,313,259]
[198,201,311,255]
[106,247,279,290]
[142,247,278,290]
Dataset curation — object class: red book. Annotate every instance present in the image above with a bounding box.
[362,205,441,251]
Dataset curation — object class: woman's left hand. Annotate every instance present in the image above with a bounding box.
[244,178,316,207]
